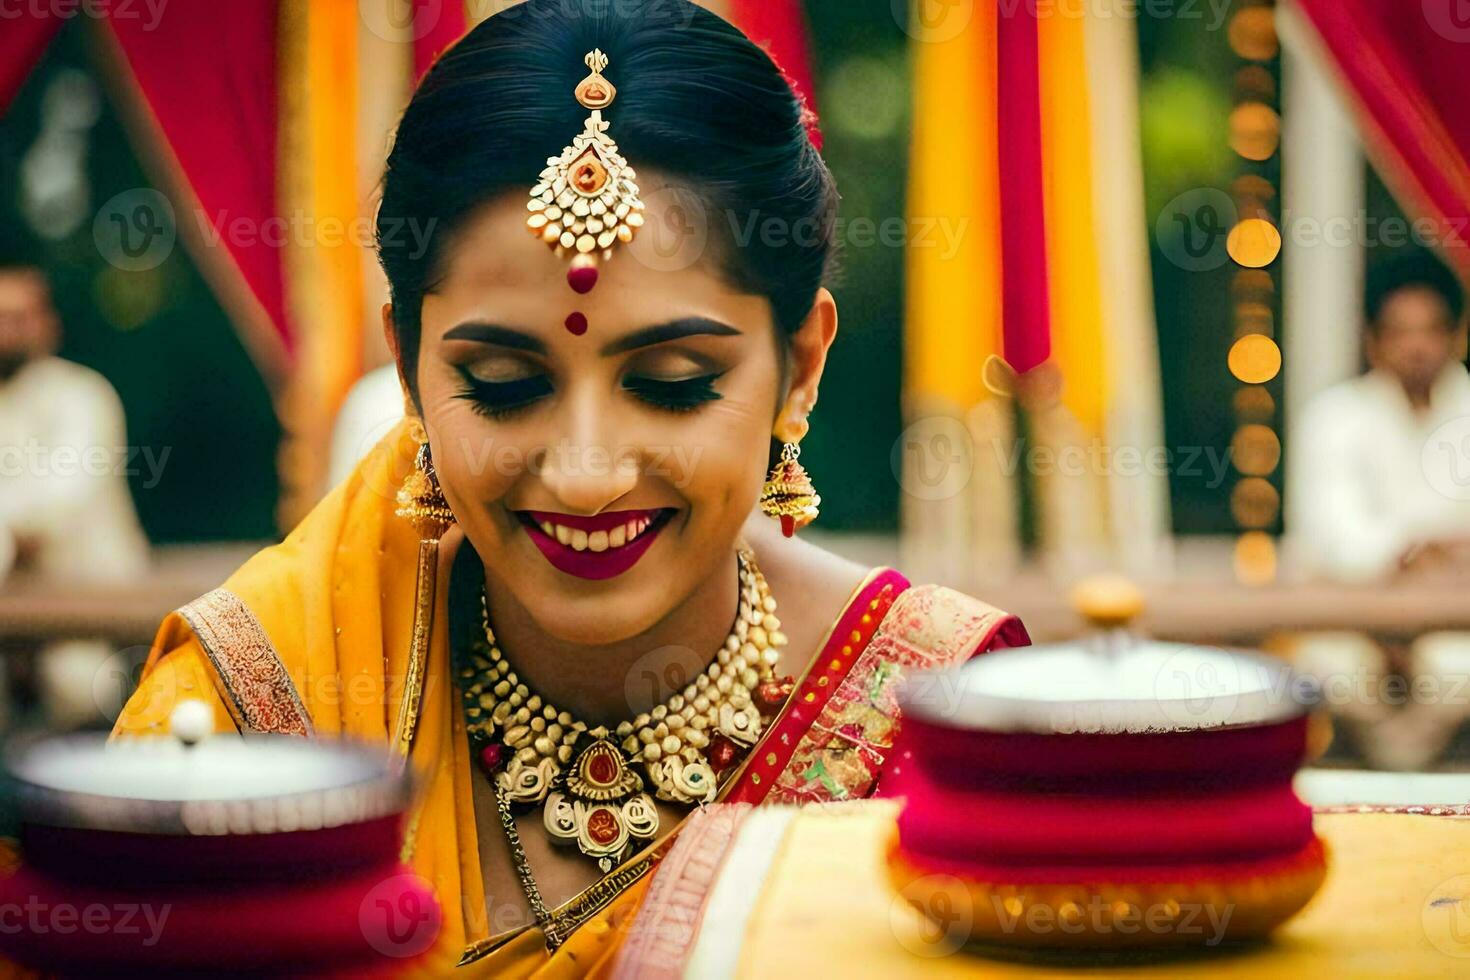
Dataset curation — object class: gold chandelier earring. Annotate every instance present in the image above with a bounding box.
[396,427,455,538]
[760,442,821,537]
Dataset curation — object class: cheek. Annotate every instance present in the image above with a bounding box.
[663,378,778,514]
[417,377,521,517]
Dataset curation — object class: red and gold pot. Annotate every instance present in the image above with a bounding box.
[0,705,439,976]
[886,580,1328,951]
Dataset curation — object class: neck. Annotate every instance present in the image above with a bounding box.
[1399,375,1435,411]
[479,551,742,728]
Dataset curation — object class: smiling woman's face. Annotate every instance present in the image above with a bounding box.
[407,176,789,646]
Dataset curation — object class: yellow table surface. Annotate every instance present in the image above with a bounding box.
[736,802,1470,979]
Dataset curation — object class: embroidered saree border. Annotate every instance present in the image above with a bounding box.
[176,588,313,737]
[729,582,1021,806]
[609,803,756,979]
[723,569,910,804]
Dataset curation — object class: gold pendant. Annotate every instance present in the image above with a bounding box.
[543,739,659,871]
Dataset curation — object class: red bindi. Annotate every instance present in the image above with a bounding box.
[565,311,589,336]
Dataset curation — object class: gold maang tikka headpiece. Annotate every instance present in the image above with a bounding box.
[526,49,645,299]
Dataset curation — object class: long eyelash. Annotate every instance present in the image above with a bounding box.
[454,368,552,419]
[622,373,725,413]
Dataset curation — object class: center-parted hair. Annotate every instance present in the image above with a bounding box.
[377,0,839,394]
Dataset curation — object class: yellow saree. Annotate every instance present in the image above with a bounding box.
[110,422,1026,976]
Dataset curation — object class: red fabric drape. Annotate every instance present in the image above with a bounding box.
[0,14,63,111]
[1296,0,1470,280]
[729,0,821,147]
[413,0,469,82]
[995,2,1052,374]
[103,8,289,379]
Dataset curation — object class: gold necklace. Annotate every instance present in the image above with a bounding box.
[458,549,793,872]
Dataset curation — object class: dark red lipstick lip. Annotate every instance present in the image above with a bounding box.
[519,509,674,581]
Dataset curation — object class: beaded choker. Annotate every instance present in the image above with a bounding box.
[457,549,794,872]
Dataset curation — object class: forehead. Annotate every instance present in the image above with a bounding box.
[0,270,46,307]
[1379,286,1452,329]
[424,174,772,337]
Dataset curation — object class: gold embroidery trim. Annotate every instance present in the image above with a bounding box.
[177,587,313,737]
[389,537,439,763]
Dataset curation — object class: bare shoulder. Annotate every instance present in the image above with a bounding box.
[741,514,875,672]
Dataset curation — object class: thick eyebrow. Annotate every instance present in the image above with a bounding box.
[441,316,740,357]
[599,317,741,356]
[442,322,547,355]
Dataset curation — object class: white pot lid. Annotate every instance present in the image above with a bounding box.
[900,577,1319,735]
[902,639,1315,734]
[8,730,412,836]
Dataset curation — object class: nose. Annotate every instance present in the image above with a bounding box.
[534,404,640,515]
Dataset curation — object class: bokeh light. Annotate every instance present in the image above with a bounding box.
[1228,7,1279,61]
[1226,217,1282,267]
[1231,477,1281,528]
[1234,531,1278,586]
[1228,334,1282,383]
[1232,424,1282,477]
[1229,102,1280,161]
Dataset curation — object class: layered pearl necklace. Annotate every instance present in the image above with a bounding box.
[458,549,793,872]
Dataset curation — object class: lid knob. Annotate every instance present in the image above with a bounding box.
[169,699,213,746]
[1071,575,1145,629]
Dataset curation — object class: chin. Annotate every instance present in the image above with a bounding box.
[522,576,673,647]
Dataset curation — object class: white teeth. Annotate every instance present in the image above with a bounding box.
[540,514,661,551]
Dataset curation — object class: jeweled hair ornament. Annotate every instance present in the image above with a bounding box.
[526,49,645,297]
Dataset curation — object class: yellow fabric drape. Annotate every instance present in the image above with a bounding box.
[277,1,367,530]
[902,1,1021,585]
[904,1,1002,413]
[111,422,578,976]
[1037,5,1106,440]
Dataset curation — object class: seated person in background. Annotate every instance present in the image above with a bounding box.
[1292,252,1470,582]
[1288,252,1470,770]
[0,250,148,729]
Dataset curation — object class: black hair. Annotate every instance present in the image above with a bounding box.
[377,0,839,397]
[0,223,42,275]
[1365,251,1465,331]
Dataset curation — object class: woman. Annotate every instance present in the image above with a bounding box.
[113,2,1028,974]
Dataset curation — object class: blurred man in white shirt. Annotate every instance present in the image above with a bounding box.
[0,253,148,729]
[1289,253,1470,769]
[1292,253,1470,581]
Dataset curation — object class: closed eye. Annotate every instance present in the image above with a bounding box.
[622,373,725,412]
[454,367,552,419]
